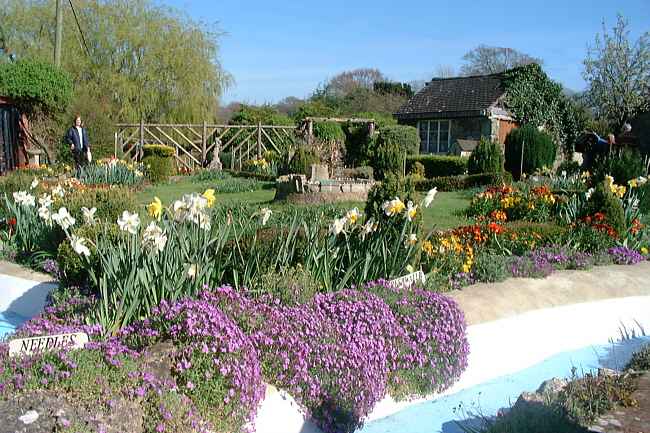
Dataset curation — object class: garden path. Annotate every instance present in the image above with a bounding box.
[450,261,650,325]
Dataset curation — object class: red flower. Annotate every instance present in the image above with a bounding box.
[8,217,16,226]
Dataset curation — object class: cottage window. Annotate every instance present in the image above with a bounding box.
[418,120,450,154]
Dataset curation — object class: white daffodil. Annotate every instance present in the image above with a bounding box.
[406,233,417,246]
[38,206,52,226]
[259,208,272,226]
[81,207,97,225]
[117,211,140,235]
[187,264,198,279]
[70,235,91,258]
[38,194,53,208]
[405,201,418,222]
[142,222,167,253]
[382,197,406,217]
[52,185,65,198]
[423,188,438,208]
[30,178,39,190]
[585,188,595,200]
[51,207,75,230]
[362,219,377,236]
[345,208,360,224]
[330,216,347,235]
[637,176,648,186]
[12,191,36,207]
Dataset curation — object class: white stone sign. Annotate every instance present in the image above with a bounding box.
[388,270,426,288]
[8,332,89,357]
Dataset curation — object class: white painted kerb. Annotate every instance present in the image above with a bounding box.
[0,273,56,318]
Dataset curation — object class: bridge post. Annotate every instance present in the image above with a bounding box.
[257,121,262,159]
[202,120,207,167]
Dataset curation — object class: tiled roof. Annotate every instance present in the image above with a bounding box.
[395,73,506,120]
[455,139,479,151]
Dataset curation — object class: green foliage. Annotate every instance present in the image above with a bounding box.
[353,112,397,129]
[502,64,586,155]
[472,253,511,283]
[626,344,650,371]
[143,156,174,183]
[76,162,144,186]
[342,125,374,167]
[247,265,322,306]
[365,173,417,221]
[583,182,626,236]
[57,222,121,287]
[65,187,137,224]
[0,59,73,113]
[556,160,582,177]
[590,149,647,184]
[414,172,513,192]
[288,147,321,176]
[338,166,374,180]
[504,124,557,179]
[372,137,404,180]
[229,104,295,126]
[2,0,231,148]
[313,121,346,143]
[468,137,504,174]
[143,144,175,158]
[406,155,468,178]
[377,125,420,155]
[372,82,414,98]
[558,369,638,426]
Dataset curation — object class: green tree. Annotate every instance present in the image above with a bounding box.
[2,0,231,157]
[583,15,650,129]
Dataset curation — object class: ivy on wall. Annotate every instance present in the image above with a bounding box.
[0,60,73,113]
[501,64,584,156]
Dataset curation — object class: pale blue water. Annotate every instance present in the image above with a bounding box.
[0,311,28,340]
[361,336,650,433]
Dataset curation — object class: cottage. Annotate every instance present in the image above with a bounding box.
[394,73,518,155]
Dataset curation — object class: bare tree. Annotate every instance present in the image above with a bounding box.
[583,15,650,128]
[460,45,541,76]
[323,68,387,97]
[434,64,456,78]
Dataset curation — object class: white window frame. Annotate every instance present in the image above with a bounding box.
[419,120,450,154]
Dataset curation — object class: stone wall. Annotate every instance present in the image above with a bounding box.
[274,175,375,204]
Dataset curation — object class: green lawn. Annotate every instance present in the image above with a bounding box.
[136,177,472,231]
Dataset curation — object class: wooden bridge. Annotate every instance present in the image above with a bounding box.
[114,121,297,170]
[114,117,375,170]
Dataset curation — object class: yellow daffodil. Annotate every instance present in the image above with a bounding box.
[382,197,405,217]
[202,189,216,208]
[641,247,648,255]
[616,185,626,198]
[628,178,638,188]
[406,201,418,221]
[147,197,163,220]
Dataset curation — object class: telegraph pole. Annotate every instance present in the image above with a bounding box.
[54,0,63,67]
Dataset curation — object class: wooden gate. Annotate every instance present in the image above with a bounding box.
[115,121,297,170]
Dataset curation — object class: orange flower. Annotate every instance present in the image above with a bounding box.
[488,222,504,234]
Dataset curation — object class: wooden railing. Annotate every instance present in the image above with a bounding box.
[114,121,297,170]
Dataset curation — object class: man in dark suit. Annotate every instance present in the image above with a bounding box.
[65,115,90,169]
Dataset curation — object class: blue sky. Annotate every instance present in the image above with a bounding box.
[160,0,649,104]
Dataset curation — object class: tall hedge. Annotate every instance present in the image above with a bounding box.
[0,60,73,113]
[405,155,468,178]
[313,121,346,143]
[378,125,420,155]
[504,125,557,179]
[468,137,504,174]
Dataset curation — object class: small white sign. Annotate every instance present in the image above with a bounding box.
[8,332,89,357]
[388,270,426,288]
